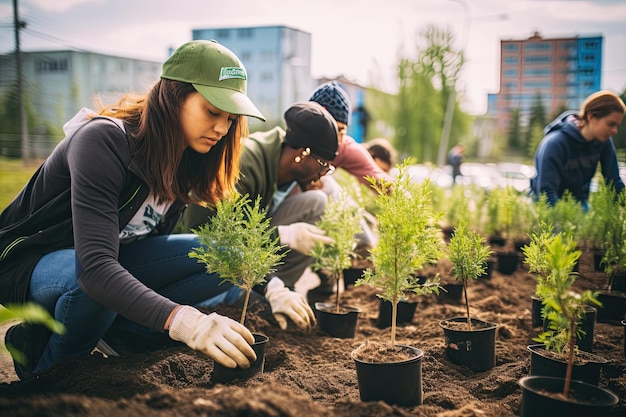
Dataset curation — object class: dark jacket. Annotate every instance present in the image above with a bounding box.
[183,126,284,231]
[531,111,624,206]
[0,112,185,331]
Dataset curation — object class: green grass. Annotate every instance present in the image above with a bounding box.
[0,158,39,211]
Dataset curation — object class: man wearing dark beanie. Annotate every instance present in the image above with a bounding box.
[308,82,396,294]
[183,102,339,330]
[309,81,392,191]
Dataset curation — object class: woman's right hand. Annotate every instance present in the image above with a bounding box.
[168,306,256,368]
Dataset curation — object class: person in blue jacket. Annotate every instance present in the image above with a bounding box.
[531,90,626,210]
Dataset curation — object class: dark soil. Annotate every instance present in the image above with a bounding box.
[1,248,625,417]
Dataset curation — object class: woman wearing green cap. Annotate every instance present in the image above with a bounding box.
[0,40,271,380]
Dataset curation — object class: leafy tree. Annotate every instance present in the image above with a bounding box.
[507,108,522,150]
[526,122,545,157]
[524,92,547,156]
[550,102,569,120]
[393,25,469,163]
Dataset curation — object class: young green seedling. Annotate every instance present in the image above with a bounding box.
[190,193,285,325]
[523,230,600,397]
[310,190,363,313]
[356,160,444,345]
[447,220,492,330]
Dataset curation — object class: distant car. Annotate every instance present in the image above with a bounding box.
[456,162,503,191]
[391,164,454,189]
[494,162,537,193]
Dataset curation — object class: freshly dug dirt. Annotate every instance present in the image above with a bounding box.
[1,249,624,417]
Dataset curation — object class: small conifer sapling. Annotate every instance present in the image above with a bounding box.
[356,160,444,345]
[523,231,600,397]
[447,220,492,330]
[189,194,285,325]
[310,190,363,313]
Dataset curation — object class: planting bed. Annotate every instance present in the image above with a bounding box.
[1,249,624,416]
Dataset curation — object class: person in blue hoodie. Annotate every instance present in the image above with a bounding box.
[531,90,626,210]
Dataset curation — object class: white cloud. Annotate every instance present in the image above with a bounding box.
[1,0,624,114]
[21,0,103,13]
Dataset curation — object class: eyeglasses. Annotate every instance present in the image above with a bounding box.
[311,153,335,175]
[298,148,335,175]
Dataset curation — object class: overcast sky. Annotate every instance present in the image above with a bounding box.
[1,0,625,115]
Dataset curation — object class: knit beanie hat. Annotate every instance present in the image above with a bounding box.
[284,102,338,161]
[309,81,351,125]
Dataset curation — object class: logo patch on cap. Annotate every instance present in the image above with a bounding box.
[219,67,247,81]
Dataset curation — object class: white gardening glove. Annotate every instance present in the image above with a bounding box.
[265,277,316,331]
[277,222,334,255]
[168,306,256,369]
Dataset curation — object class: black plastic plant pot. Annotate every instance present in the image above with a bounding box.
[514,238,530,253]
[518,375,619,417]
[376,298,418,329]
[479,259,496,280]
[596,291,626,324]
[211,333,268,383]
[531,296,543,328]
[622,320,626,358]
[527,344,607,386]
[612,271,626,292]
[593,250,605,272]
[440,283,464,301]
[439,317,498,372]
[496,252,519,275]
[314,302,361,338]
[342,268,365,288]
[351,345,424,407]
[488,235,506,247]
[541,306,596,353]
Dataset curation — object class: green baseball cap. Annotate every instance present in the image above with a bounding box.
[161,40,265,121]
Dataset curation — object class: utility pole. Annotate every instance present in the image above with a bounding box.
[13,0,30,163]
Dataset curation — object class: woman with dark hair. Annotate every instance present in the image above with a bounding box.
[531,90,626,209]
[1,40,268,380]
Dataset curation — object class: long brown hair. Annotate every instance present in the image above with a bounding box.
[98,79,246,206]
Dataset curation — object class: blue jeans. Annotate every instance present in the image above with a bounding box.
[28,234,232,374]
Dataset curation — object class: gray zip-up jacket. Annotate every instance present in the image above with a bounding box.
[0,109,185,331]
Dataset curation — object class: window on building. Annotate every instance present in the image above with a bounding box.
[503,82,518,89]
[582,55,595,63]
[579,68,595,75]
[524,55,552,64]
[261,72,273,81]
[503,56,519,65]
[261,51,273,61]
[238,28,253,39]
[523,68,551,77]
[35,58,69,73]
[583,41,598,49]
[524,42,551,51]
[503,69,518,77]
[240,51,252,61]
[216,29,230,39]
[502,43,519,52]
[523,81,552,89]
